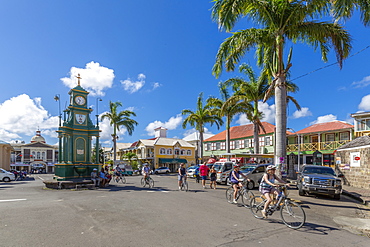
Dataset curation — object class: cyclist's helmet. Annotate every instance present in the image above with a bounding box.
[266,165,276,171]
[144,163,149,166]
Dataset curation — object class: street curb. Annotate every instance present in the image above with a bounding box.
[342,190,369,206]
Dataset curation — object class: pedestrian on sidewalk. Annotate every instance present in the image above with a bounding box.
[209,166,217,189]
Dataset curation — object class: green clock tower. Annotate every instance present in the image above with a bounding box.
[55,74,101,181]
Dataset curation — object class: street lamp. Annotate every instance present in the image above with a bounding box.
[96,98,102,126]
[287,128,301,172]
[54,94,61,126]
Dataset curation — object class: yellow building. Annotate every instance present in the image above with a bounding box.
[0,140,13,170]
[121,127,195,172]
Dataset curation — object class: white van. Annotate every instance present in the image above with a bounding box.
[0,168,15,182]
[213,161,235,184]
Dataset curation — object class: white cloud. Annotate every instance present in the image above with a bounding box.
[292,107,312,119]
[152,82,161,90]
[352,76,370,88]
[236,102,276,125]
[310,114,337,125]
[182,127,212,137]
[0,94,58,141]
[358,94,370,111]
[61,61,114,96]
[145,114,183,136]
[121,73,146,93]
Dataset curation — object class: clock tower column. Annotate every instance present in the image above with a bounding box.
[55,74,101,181]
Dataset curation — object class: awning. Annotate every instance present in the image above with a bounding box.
[159,158,188,164]
[207,158,217,164]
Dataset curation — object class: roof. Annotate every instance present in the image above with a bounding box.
[337,135,370,150]
[183,132,214,141]
[116,143,132,150]
[154,137,194,148]
[204,122,276,142]
[295,121,353,135]
[0,140,10,145]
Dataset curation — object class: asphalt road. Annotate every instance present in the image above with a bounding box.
[1,174,370,247]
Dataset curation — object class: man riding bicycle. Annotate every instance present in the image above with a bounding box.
[230,164,250,204]
[178,163,187,190]
[142,163,151,180]
[259,165,290,218]
[115,164,123,178]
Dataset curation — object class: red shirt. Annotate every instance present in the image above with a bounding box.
[199,165,210,176]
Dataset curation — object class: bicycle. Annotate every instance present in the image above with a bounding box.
[226,180,254,208]
[180,178,188,192]
[115,173,126,184]
[141,175,154,188]
[250,185,306,229]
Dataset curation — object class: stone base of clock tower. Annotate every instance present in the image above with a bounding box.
[54,164,100,181]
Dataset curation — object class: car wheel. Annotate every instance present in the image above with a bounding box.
[224,177,229,185]
[3,177,10,182]
[166,171,169,174]
[155,171,158,175]
[246,180,255,190]
[333,194,341,200]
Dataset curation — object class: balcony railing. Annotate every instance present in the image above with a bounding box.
[287,140,351,152]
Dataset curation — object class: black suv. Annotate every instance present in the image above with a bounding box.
[297,165,343,200]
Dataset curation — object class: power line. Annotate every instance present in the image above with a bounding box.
[291,44,370,81]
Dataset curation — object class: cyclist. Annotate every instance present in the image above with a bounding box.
[114,164,123,179]
[259,165,290,218]
[230,164,250,204]
[142,163,151,181]
[178,163,187,190]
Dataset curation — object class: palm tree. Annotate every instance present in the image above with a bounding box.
[121,152,138,167]
[212,0,351,168]
[101,101,138,163]
[207,81,251,154]
[224,63,301,154]
[182,92,224,162]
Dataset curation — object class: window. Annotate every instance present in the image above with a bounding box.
[266,136,272,146]
[221,142,226,150]
[42,152,46,160]
[250,139,254,148]
[216,142,221,150]
[230,141,235,150]
[206,143,211,151]
[259,137,265,146]
[244,139,249,147]
[174,149,180,155]
[180,149,185,155]
[187,150,192,156]
[37,152,41,159]
[240,140,245,149]
[167,149,172,155]
[160,148,166,155]
[326,134,335,142]
[235,140,240,149]
[211,143,216,151]
[340,132,349,141]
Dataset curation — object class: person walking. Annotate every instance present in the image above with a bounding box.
[209,166,217,189]
[178,163,187,190]
[199,162,210,189]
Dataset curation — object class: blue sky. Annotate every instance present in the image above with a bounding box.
[0,1,370,146]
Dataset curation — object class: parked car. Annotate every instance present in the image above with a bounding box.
[187,165,199,178]
[154,167,171,174]
[214,161,234,185]
[296,165,343,200]
[240,163,271,189]
[122,164,134,175]
[0,168,16,182]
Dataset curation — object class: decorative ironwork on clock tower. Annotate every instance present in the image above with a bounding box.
[55,74,101,181]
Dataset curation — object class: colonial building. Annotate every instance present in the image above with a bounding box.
[203,122,276,162]
[351,111,370,137]
[287,120,353,168]
[120,127,196,171]
[10,130,58,173]
[183,132,214,165]
[0,140,13,170]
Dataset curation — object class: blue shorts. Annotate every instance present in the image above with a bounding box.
[201,175,207,180]
[178,175,185,181]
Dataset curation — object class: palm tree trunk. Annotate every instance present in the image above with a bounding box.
[226,116,231,154]
[253,121,259,154]
[113,124,117,164]
[275,76,287,178]
[199,127,204,163]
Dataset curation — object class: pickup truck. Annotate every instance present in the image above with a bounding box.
[297,165,343,200]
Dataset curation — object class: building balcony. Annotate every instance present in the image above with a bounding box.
[287,140,351,153]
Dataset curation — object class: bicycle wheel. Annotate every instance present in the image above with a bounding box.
[250,196,266,219]
[226,187,234,204]
[184,180,188,192]
[280,200,306,229]
[241,189,254,208]
[141,178,146,187]
[121,176,126,184]
[148,177,154,188]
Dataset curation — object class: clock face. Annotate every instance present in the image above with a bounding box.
[75,96,86,105]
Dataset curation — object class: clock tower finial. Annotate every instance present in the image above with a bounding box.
[76,74,82,86]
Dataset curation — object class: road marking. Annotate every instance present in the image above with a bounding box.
[38,176,45,181]
[0,199,27,202]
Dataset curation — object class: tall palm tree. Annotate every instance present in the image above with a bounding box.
[101,101,138,163]
[212,0,351,168]
[207,81,251,154]
[182,92,224,162]
[224,63,301,154]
